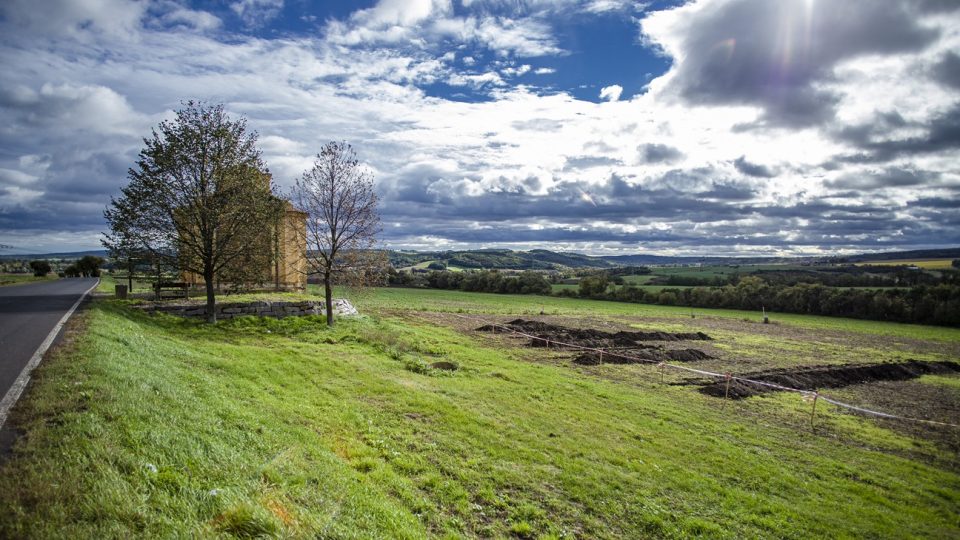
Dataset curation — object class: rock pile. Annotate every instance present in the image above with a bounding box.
[136,299,358,320]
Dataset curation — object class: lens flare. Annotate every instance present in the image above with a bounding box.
[579,189,597,207]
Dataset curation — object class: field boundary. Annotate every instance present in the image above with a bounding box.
[453,313,960,429]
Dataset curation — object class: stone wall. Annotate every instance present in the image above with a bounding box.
[136,299,357,320]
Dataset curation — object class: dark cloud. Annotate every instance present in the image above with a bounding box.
[655,0,939,127]
[833,103,960,163]
[932,51,960,90]
[700,181,756,200]
[733,156,776,178]
[637,143,684,164]
[826,167,931,190]
[563,156,622,170]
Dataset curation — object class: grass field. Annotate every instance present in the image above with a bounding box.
[1,288,957,538]
[0,273,58,287]
[857,259,956,270]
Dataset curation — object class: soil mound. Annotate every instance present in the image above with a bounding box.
[477,319,712,346]
[572,348,714,366]
[666,349,714,362]
[697,360,960,399]
[573,349,663,365]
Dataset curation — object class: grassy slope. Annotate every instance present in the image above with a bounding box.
[0,290,957,538]
[0,274,58,287]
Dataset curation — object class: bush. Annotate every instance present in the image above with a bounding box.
[28,260,51,277]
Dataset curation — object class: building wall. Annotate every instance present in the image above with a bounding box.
[181,200,308,291]
[275,205,308,289]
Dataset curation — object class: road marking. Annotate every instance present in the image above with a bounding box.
[0,279,99,429]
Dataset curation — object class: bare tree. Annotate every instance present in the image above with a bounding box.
[291,141,382,326]
[104,101,280,322]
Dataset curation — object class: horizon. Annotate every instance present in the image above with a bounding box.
[2,245,958,261]
[1,0,958,256]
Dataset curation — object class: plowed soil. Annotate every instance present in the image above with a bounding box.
[477,319,712,347]
[476,319,715,365]
[694,360,960,399]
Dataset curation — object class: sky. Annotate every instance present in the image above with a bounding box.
[0,0,958,257]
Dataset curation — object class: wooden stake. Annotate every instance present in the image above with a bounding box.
[599,349,603,364]
[722,373,732,409]
[810,391,819,431]
[659,362,665,384]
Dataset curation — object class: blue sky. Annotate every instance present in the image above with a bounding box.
[0,0,958,256]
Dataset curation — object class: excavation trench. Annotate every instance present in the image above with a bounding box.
[693,360,960,399]
[477,319,715,364]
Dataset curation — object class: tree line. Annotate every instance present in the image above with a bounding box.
[389,269,552,295]
[395,269,960,327]
[570,276,960,327]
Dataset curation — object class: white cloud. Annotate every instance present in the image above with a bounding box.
[0,0,147,40]
[0,0,957,254]
[599,84,623,102]
[351,0,452,28]
[154,4,222,32]
[230,0,284,27]
[533,67,556,75]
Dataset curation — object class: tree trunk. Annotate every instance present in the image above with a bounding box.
[324,272,334,327]
[204,268,217,324]
[127,259,133,292]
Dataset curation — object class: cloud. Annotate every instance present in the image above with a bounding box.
[230,0,284,27]
[599,84,623,102]
[733,156,777,178]
[637,143,684,164]
[825,167,932,190]
[0,0,147,40]
[0,0,957,256]
[642,0,942,128]
[932,51,960,89]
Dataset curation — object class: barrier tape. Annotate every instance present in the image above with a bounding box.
[453,313,960,430]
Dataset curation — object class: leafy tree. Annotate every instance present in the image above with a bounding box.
[29,260,51,277]
[953,259,959,269]
[104,101,278,322]
[291,141,383,326]
[76,256,104,277]
[578,275,609,297]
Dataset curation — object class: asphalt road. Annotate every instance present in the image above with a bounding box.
[0,277,98,419]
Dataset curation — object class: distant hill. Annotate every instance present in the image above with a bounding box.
[387,249,614,270]
[4,247,957,269]
[844,248,960,262]
[388,247,960,271]
[0,249,109,261]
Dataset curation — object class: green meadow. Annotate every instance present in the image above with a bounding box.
[0,287,957,538]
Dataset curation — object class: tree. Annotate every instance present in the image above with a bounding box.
[104,101,279,323]
[29,260,51,277]
[76,256,104,277]
[291,141,382,326]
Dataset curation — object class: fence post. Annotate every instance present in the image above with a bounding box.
[722,373,732,409]
[810,390,820,431]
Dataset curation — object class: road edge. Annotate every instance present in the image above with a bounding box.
[0,278,100,428]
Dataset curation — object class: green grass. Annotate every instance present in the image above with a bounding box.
[1,290,958,538]
[0,273,58,287]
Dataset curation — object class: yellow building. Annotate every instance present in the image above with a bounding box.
[271,200,308,290]
[182,175,308,291]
